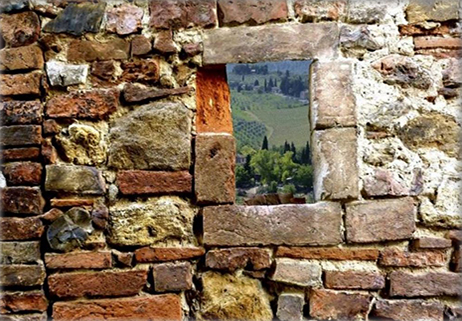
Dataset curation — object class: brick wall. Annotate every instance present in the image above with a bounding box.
[0,0,461,320]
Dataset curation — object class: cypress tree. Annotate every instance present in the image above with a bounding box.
[262,136,269,150]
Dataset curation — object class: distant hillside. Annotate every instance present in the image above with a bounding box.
[227,60,312,75]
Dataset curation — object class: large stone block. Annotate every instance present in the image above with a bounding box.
[67,38,129,62]
[389,271,462,297]
[311,128,359,200]
[0,241,41,264]
[271,258,321,287]
[345,198,416,243]
[203,23,339,65]
[195,134,235,204]
[372,300,444,321]
[108,102,192,171]
[218,0,288,26]
[45,165,105,195]
[203,202,342,246]
[406,0,460,23]
[108,197,198,247]
[0,11,40,47]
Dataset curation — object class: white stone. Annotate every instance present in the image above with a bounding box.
[46,60,88,86]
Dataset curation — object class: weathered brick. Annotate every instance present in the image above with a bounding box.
[406,0,460,23]
[1,187,45,215]
[106,3,143,35]
[277,293,304,321]
[413,237,452,249]
[206,248,271,271]
[345,198,416,243]
[152,262,192,292]
[196,66,232,133]
[112,250,133,267]
[131,35,152,56]
[0,45,43,71]
[0,241,41,264]
[45,165,105,195]
[379,248,446,267]
[46,89,119,119]
[41,137,57,164]
[0,101,42,125]
[119,59,160,84]
[149,0,217,29]
[134,247,205,263]
[48,269,148,299]
[1,148,40,161]
[218,0,288,26]
[311,128,359,200]
[324,270,385,290]
[294,0,347,22]
[0,291,47,314]
[389,271,462,297]
[183,43,202,57]
[195,134,235,204]
[447,230,462,244]
[203,23,339,64]
[0,73,41,96]
[275,246,379,261]
[0,312,47,321]
[153,30,178,54]
[40,208,63,222]
[414,36,462,50]
[117,170,192,195]
[52,295,182,321]
[311,60,356,128]
[0,217,44,241]
[67,38,129,62]
[0,11,40,47]
[399,23,452,36]
[3,162,42,185]
[123,84,192,103]
[42,119,60,135]
[0,125,42,147]
[0,264,46,287]
[204,202,342,246]
[45,251,112,270]
[271,258,321,287]
[372,299,444,321]
[309,289,372,320]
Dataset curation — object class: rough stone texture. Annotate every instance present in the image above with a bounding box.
[46,89,119,120]
[117,170,192,195]
[106,3,143,35]
[294,0,347,22]
[112,250,133,267]
[272,258,321,287]
[0,291,47,314]
[195,134,235,204]
[413,237,452,249]
[0,312,47,321]
[134,247,205,263]
[0,0,29,13]
[153,262,192,292]
[311,128,359,200]
[203,202,342,246]
[311,60,356,128]
[149,0,217,29]
[67,38,130,62]
[345,198,416,243]
[46,61,88,87]
[91,204,108,230]
[0,264,46,287]
[45,165,105,195]
[218,0,288,26]
[206,248,271,271]
[0,241,41,264]
[131,35,152,56]
[346,0,390,23]
[0,45,44,71]
[45,251,111,269]
[406,0,460,23]
[0,125,42,147]
[108,102,191,171]
[0,217,44,241]
[0,11,40,47]
[119,59,160,84]
[3,162,42,185]
[309,289,372,320]
[276,293,304,321]
[324,270,385,290]
[48,268,148,299]
[0,73,41,96]
[52,295,182,321]
[43,3,105,36]
[1,148,40,162]
[196,65,233,133]
[123,84,192,103]
[1,187,45,215]
[389,271,462,297]
[203,23,339,64]
[340,25,383,58]
[372,299,444,321]
[379,247,446,267]
[41,138,57,164]
[198,271,273,321]
[108,197,197,247]
[275,247,379,260]
[153,30,178,54]
[0,101,42,125]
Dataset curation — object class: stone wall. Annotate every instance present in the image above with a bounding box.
[0,0,461,320]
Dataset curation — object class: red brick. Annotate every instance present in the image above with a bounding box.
[294,0,347,22]
[45,251,112,270]
[52,295,182,321]
[0,264,46,287]
[1,148,40,161]
[41,138,57,164]
[152,262,192,292]
[0,11,40,47]
[67,39,129,62]
[324,270,385,290]
[379,248,446,267]
[399,23,452,36]
[389,271,462,297]
[3,162,42,185]
[0,101,42,125]
[0,125,42,147]
[206,247,271,271]
[275,246,379,260]
[412,237,452,249]
[134,247,205,263]
[309,289,372,320]
[46,89,119,120]
[218,0,288,26]
[0,45,44,71]
[372,299,444,321]
[131,35,152,56]
[0,291,47,314]
[42,119,60,135]
[0,73,41,96]
[117,170,192,195]
[414,36,462,49]
[1,187,45,215]
[48,269,148,299]
[49,198,95,208]
[196,65,232,133]
[0,217,44,241]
